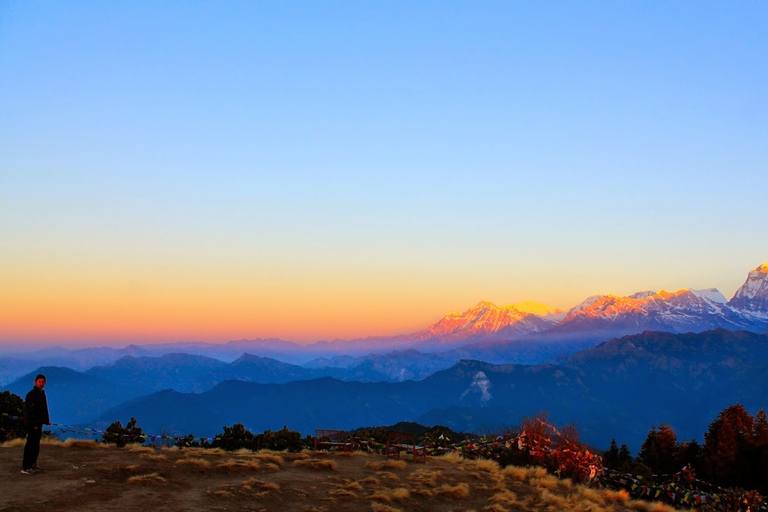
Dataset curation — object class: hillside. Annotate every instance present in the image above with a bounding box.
[0,439,678,512]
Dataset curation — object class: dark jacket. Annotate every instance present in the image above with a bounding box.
[25,387,50,427]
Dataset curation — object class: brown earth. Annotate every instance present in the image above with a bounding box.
[0,439,683,512]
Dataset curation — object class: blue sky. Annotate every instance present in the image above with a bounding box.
[1,1,767,343]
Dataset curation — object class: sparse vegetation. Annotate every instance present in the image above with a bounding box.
[293,458,339,470]
[1,439,698,511]
[102,417,145,447]
[0,391,26,442]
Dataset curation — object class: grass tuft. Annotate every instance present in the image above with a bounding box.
[140,453,168,462]
[293,458,339,471]
[329,489,357,498]
[437,451,464,464]
[175,457,211,468]
[370,503,402,512]
[216,458,260,471]
[207,489,234,498]
[469,458,501,473]
[358,476,380,486]
[61,439,105,449]
[435,483,470,499]
[407,468,441,487]
[123,444,153,453]
[1,438,26,448]
[365,460,408,471]
[490,489,518,505]
[127,472,167,484]
[345,482,364,491]
[255,452,285,466]
[367,487,410,503]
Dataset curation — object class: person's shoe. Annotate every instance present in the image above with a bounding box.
[31,464,43,471]
[20,469,33,475]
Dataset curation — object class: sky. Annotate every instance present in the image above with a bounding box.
[1,1,767,346]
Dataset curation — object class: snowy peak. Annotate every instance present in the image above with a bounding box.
[413,300,554,342]
[729,263,768,314]
[554,286,743,335]
[689,288,728,304]
[404,262,768,346]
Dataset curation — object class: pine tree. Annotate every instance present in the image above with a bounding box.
[604,438,620,469]
[618,444,633,470]
[639,423,678,474]
[753,409,768,446]
[702,404,754,488]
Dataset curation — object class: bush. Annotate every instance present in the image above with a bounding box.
[102,417,146,447]
[0,391,26,442]
[211,424,304,452]
[211,423,257,451]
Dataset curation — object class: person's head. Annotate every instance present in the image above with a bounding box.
[34,374,46,389]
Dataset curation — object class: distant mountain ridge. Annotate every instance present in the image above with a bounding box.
[86,328,768,452]
[407,263,768,344]
[3,263,767,368]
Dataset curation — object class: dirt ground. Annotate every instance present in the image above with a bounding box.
[0,439,680,512]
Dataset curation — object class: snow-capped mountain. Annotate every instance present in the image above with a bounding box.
[728,263,768,316]
[410,300,557,343]
[408,263,768,344]
[549,287,756,336]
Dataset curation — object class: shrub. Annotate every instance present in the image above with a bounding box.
[0,391,26,443]
[102,417,146,447]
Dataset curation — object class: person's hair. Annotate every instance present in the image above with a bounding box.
[35,374,46,381]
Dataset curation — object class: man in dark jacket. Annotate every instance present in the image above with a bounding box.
[21,374,50,474]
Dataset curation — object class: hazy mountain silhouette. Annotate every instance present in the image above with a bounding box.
[88,329,768,451]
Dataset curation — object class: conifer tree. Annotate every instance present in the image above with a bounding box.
[604,438,620,469]
[618,444,633,470]
[703,404,754,488]
[638,423,678,474]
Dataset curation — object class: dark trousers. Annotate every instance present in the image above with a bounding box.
[22,426,43,470]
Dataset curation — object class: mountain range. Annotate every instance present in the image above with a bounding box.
[8,328,765,452]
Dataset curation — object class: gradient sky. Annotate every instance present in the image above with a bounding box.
[2,1,767,346]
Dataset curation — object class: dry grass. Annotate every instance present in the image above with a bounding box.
[61,439,106,449]
[240,477,265,490]
[358,476,381,486]
[437,451,464,464]
[367,487,411,503]
[408,468,441,487]
[140,453,168,462]
[207,489,235,498]
[369,503,403,512]
[126,472,167,484]
[490,489,519,505]
[625,500,680,512]
[365,459,408,471]
[0,438,26,448]
[175,457,211,468]
[293,458,339,471]
[216,458,261,471]
[467,458,502,473]
[530,474,561,490]
[435,482,470,499]
[329,489,358,498]
[0,441,695,512]
[255,451,285,466]
[124,444,153,453]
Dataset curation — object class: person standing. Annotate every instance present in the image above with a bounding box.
[21,374,50,474]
